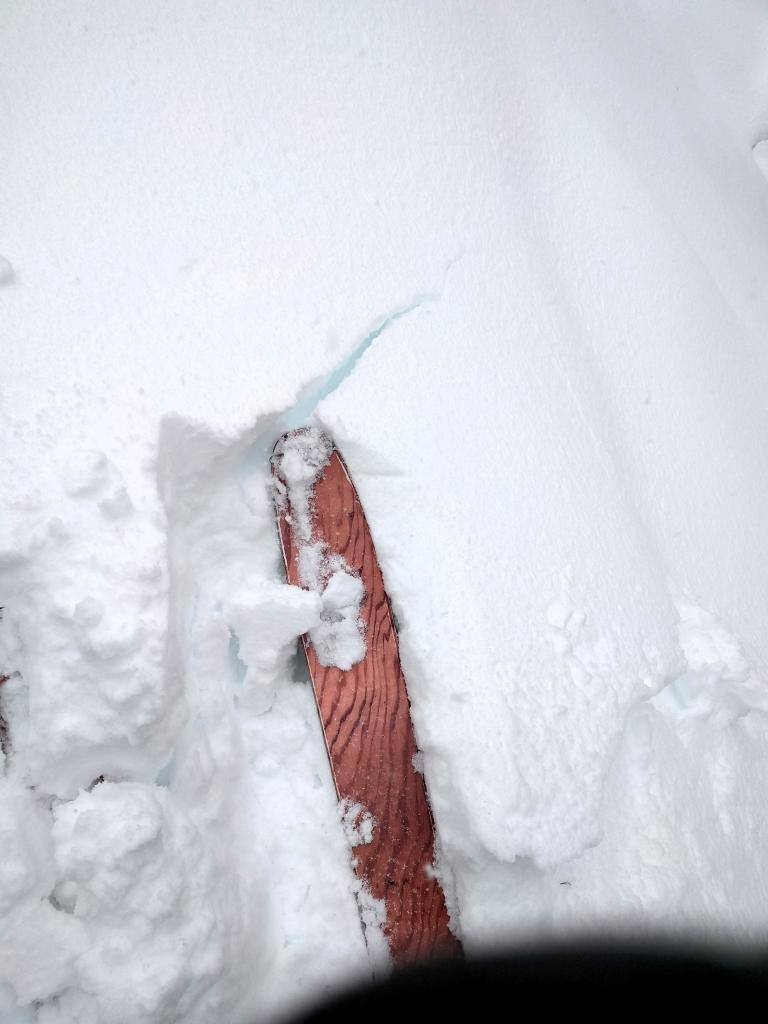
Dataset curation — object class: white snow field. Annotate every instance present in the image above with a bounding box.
[3,0,768,1020]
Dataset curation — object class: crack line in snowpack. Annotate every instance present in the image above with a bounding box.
[279,255,461,432]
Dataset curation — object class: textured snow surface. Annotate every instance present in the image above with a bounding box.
[3,0,768,1021]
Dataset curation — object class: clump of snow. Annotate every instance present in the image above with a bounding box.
[652,605,768,728]
[340,799,375,848]
[223,581,321,713]
[312,571,366,671]
[275,429,333,496]
[273,429,366,670]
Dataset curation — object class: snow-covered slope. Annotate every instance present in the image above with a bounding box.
[2,2,768,1021]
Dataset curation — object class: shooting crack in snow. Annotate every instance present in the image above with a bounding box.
[279,254,460,433]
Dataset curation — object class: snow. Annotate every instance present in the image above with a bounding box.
[2,0,768,1020]
[0,258,14,287]
[273,429,367,669]
[50,781,252,1022]
[0,784,81,1008]
[340,800,376,850]
[311,571,366,672]
[754,139,768,180]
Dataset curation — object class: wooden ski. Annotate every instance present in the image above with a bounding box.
[272,432,459,964]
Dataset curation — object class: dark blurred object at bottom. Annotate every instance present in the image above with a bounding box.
[294,942,768,1021]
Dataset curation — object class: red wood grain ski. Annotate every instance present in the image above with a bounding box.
[273,434,460,964]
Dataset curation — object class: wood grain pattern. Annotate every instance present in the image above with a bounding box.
[273,439,460,964]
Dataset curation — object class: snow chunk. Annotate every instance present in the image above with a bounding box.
[279,433,333,489]
[651,605,768,727]
[223,581,321,712]
[310,571,366,670]
[339,798,375,848]
[322,569,364,613]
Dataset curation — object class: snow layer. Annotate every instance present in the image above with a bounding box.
[2,0,768,1020]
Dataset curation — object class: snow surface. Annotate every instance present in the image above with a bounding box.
[3,1,768,1021]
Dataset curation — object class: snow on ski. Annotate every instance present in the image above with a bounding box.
[272,429,460,964]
